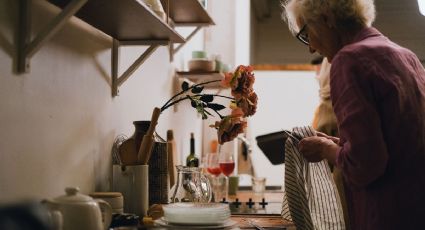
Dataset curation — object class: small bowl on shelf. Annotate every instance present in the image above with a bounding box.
[188,59,216,72]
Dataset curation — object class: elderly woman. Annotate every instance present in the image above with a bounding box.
[282,0,425,229]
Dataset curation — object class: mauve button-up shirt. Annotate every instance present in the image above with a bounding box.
[330,27,425,230]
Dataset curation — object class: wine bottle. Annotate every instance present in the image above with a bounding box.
[186,133,199,167]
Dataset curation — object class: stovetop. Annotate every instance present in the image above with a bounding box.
[229,201,282,215]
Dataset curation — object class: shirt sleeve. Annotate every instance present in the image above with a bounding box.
[331,53,389,189]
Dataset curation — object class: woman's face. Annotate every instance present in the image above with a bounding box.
[298,17,341,62]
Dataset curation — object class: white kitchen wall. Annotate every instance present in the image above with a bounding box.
[247,71,320,186]
[200,0,250,157]
[0,0,204,202]
[171,25,205,165]
[0,0,320,203]
[201,0,320,186]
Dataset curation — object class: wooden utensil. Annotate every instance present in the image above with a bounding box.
[167,130,175,187]
[138,107,161,164]
[118,138,139,165]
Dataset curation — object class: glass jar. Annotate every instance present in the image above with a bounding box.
[169,166,212,203]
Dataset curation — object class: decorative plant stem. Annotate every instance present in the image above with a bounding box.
[160,79,222,112]
[161,94,234,112]
[151,65,257,144]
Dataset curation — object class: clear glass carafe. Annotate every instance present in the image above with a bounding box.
[169,166,212,203]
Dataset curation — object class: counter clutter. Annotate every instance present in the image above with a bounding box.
[115,191,295,229]
[106,65,262,229]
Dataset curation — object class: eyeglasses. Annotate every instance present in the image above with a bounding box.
[296,24,309,45]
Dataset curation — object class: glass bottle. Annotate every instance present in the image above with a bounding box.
[186,133,199,167]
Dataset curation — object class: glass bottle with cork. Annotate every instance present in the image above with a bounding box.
[186,133,199,167]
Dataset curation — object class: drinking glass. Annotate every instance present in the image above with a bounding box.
[206,153,221,177]
[252,177,266,197]
[205,153,225,202]
[218,151,235,177]
[218,149,235,201]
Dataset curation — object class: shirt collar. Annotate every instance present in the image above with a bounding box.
[349,27,382,45]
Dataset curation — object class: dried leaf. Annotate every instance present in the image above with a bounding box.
[200,95,214,103]
[191,100,197,108]
[191,86,204,94]
[182,81,189,91]
[208,103,226,111]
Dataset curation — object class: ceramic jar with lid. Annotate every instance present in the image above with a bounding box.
[89,192,124,214]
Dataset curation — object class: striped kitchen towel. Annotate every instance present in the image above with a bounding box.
[281,126,345,230]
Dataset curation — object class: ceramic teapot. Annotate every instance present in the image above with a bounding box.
[43,187,112,230]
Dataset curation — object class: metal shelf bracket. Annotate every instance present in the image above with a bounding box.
[169,26,202,61]
[111,39,170,97]
[17,0,88,73]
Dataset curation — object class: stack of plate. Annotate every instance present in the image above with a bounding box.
[161,203,231,225]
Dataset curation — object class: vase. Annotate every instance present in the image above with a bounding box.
[133,120,151,152]
[118,121,150,165]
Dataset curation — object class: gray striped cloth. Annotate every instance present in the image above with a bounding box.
[281,126,345,230]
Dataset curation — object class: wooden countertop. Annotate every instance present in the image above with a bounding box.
[229,190,295,229]
[231,214,295,229]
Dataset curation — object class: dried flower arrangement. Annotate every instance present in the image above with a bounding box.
[139,65,258,163]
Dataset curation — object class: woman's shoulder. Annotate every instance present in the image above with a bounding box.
[336,27,415,65]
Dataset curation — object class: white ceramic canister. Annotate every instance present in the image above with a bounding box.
[89,192,124,214]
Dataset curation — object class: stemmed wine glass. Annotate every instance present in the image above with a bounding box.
[218,151,235,177]
[218,146,235,201]
[205,153,224,202]
[206,153,221,177]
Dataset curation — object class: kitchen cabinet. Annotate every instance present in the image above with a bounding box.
[17,0,215,96]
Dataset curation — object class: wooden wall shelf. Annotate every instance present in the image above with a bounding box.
[161,0,215,26]
[18,0,216,97]
[47,0,184,42]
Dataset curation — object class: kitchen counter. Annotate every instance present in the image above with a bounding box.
[135,215,294,230]
[232,215,295,229]
[229,190,295,229]
[130,190,295,229]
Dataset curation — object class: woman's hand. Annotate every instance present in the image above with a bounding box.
[298,136,339,164]
[316,131,340,144]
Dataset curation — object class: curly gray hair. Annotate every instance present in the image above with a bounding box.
[282,0,376,35]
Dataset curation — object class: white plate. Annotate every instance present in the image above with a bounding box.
[162,203,230,224]
[155,217,237,229]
